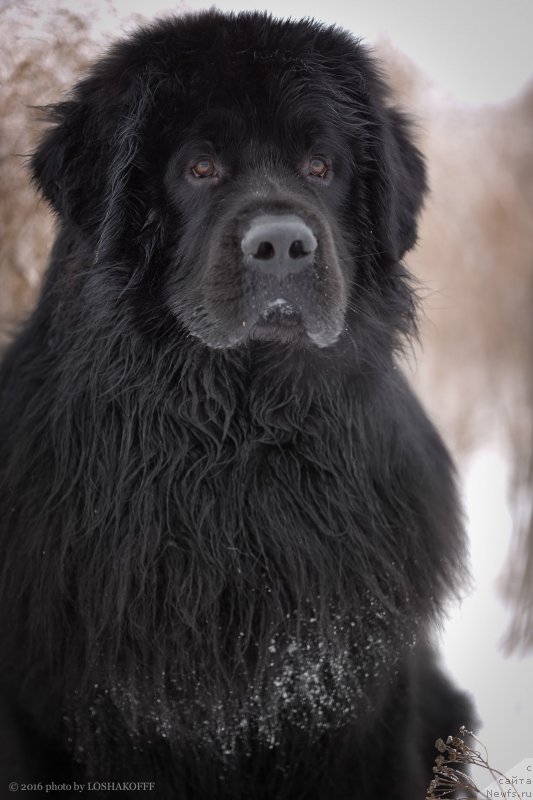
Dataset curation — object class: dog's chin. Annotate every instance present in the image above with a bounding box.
[249,319,308,346]
[182,300,343,350]
[194,319,342,351]
[249,301,307,345]
[250,301,344,349]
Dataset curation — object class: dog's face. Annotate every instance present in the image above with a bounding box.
[162,101,352,349]
[32,12,426,352]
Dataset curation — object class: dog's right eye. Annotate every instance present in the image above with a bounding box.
[191,158,216,178]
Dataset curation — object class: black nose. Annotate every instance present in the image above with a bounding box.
[241,214,317,275]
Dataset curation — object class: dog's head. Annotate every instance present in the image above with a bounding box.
[32,11,426,352]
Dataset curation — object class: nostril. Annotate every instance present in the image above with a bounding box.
[255,241,276,260]
[289,240,306,259]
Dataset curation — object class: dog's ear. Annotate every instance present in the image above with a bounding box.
[31,75,152,264]
[382,107,427,259]
[367,103,427,263]
[31,99,101,224]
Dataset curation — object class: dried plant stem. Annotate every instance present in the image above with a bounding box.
[427,726,525,800]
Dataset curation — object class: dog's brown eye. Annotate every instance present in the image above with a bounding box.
[191,158,216,178]
[308,156,329,178]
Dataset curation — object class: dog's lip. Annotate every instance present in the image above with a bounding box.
[258,298,302,324]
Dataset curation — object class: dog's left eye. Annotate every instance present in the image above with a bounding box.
[307,156,329,178]
[191,158,216,178]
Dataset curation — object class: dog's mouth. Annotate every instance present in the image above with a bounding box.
[181,289,344,350]
[250,298,307,343]
[257,299,303,327]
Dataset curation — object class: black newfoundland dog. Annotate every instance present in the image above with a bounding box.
[0,10,472,799]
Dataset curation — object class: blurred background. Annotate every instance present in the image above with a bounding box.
[1,0,532,788]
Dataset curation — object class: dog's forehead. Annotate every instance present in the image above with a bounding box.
[178,47,323,110]
[180,75,329,131]
[162,52,360,145]
[177,106,338,160]
[125,14,368,101]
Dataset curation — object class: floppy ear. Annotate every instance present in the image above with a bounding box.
[31,99,102,224]
[369,105,427,263]
[31,76,152,265]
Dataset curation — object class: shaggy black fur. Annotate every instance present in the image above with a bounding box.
[0,11,473,799]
